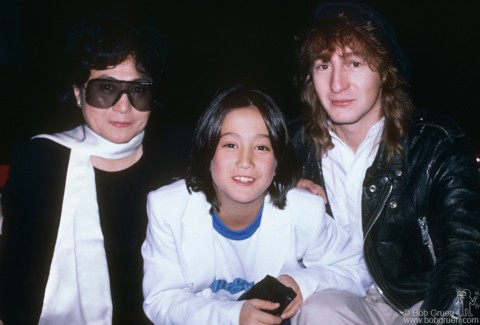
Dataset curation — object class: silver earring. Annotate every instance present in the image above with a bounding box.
[77,100,81,107]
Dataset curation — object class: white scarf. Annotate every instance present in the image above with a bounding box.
[36,125,144,325]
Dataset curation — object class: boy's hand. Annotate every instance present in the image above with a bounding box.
[276,274,303,320]
[239,299,284,325]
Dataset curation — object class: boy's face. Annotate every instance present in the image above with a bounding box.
[312,46,383,132]
[210,106,277,212]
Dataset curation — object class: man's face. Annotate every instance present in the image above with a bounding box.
[312,47,383,133]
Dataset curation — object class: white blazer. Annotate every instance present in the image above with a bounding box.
[142,180,370,325]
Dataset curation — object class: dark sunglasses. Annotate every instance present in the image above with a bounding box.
[83,78,155,112]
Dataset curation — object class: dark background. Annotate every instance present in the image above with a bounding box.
[1,0,479,163]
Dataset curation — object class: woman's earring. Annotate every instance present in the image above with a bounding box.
[77,99,81,107]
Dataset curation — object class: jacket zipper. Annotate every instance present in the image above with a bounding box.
[417,216,437,265]
[364,183,393,240]
[371,280,406,314]
[363,182,407,314]
[416,218,462,323]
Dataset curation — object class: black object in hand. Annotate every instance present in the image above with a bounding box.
[237,275,297,316]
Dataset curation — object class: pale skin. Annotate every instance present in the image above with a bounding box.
[73,55,151,172]
[211,107,277,230]
[0,57,153,325]
[297,47,384,197]
[312,47,383,152]
[210,107,303,324]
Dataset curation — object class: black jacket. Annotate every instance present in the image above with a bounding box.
[294,110,480,322]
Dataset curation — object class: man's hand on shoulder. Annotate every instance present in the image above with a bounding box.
[296,178,327,203]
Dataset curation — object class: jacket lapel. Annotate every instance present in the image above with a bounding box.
[181,191,217,290]
[251,198,291,280]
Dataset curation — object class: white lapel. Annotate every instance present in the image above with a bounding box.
[251,197,292,280]
[181,191,217,290]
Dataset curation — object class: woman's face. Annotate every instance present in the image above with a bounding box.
[73,56,151,144]
[210,106,277,211]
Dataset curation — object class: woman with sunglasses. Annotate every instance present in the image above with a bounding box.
[0,14,187,325]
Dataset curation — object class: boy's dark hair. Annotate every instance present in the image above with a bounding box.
[58,13,169,110]
[186,85,299,211]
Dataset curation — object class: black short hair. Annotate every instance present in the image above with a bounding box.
[58,13,169,110]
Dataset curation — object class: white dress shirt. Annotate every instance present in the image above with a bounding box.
[322,118,384,261]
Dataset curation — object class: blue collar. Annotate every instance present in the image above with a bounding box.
[212,204,264,240]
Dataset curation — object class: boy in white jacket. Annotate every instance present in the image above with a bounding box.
[142,85,371,325]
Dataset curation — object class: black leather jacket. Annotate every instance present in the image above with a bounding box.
[294,110,480,322]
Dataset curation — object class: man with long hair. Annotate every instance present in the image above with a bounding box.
[292,2,480,324]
